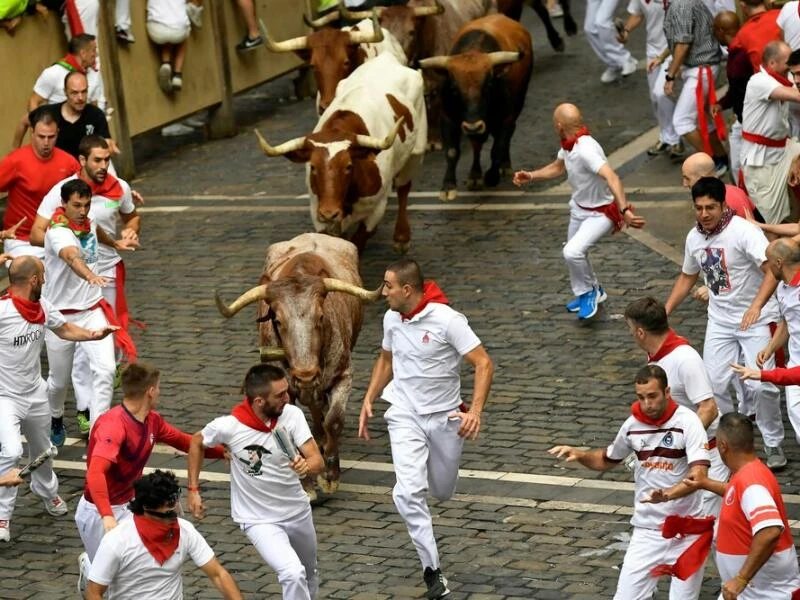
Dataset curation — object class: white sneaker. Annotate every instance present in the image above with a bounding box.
[0,520,9,542]
[158,63,173,93]
[42,495,68,516]
[161,123,196,137]
[621,56,639,77]
[186,3,203,28]
[182,115,206,128]
[600,67,620,83]
[77,551,90,598]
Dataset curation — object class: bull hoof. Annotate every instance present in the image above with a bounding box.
[426,141,443,152]
[564,17,578,36]
[466,177,483,191]
[439,188,458,202]
[484,168,500,188]
[393,240,410,254]
[302,481,318,502]
[317,475,340,495]
[499,165,513,176]
[550,36,565,52]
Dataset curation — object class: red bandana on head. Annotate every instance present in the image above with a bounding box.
[232,398,277,433]
[647,329,690,362]
[560,126,591,151]
[50,206,90,238]
[400,281,449,321]
[1,292,44,324]
[133,514,180,565]
[630,397,679,427]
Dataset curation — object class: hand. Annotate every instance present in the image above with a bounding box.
[114,238,139,252]
[790,155,800,186]
[681,472,710,492]
[664,80,674,97]
[692,285,709,303]
[120,228,139,243]
[222,444,232,462]
[188,490,205,519]
[86,274,109,287]
[740,305,761,330]
[131,190,145,207]
[90,325,120,340]
[448,410,481,440]
[548,445,584,462]
[289,455,310,478]
[756,347,774,368]
[0,253,12,265]
[0,468,23,487]
[102,515,118,533]
[731,362,761,381]
[0,216,26,240]
[358,400,373,440]
[641,488,670,503]
[616,30,628,44]
[107,139,121,155]
[35,2,49,17]
[711,103,722,117]
[647,57,662,73]
[512,170,534,187]
[623,210,646,229]
[722,576,748,599]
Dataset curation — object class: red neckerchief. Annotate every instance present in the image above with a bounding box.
[651,515,716,580]
[696,207,735,239]
[400,281,449,321]
[630,397,679,427]
[54,54,85,74]
[789,270,800,287]
[765,67,793,87]
[647,329,690,362]
[560,126,591,151]
[0,292,45,324]
[80,170,124,200]
[232,398,277,433]
[50,206,91,238]
[133,514,180,565]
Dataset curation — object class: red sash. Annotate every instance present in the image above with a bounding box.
[576,202,627,233]
[231,398,277,433]
[741,131,787,147]
[651,515,715,580]
[114,261,145,334]
[696,66,727,156]
[64,0,84,36]
[133,514,180,565]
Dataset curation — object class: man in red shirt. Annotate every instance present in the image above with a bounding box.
[730,0,782,72]
[0,110,79,260]
[74,362,224,597]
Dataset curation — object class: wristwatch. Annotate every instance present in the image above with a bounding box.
[665,73,675,82]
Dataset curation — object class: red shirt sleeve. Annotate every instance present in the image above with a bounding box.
[156,417,225,459]
[86,456,114,517]
[761,366,800,386]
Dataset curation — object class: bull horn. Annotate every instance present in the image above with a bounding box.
[487,51,522,66]
[354,116,405,150]
[254,129,308,157]
[412,0,445,17]
[338,0,379,20]
[323,278,383,301]
[259,346,287,362]
[348,11,384,44]
[303,10,340,29]
[263,22,309,52]
[214,285,269,318]
[417,55,451,70]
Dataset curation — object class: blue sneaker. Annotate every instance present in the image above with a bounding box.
[51,417,66,447]
[566,296,581,312]
[596,285,608,304]
[578,288,599,319]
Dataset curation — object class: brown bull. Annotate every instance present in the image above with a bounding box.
[214,233,381,496]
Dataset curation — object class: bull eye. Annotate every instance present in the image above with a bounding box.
[343,59,351,68]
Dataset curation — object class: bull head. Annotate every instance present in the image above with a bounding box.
[303,10,341,29]
[266,10,383,54]
[418,51,522,71]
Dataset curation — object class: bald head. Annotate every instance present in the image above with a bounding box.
[763,40,791,70]
[681,152,716,188]
[8,256,43,285]
[767,237,800,264]
[553,103,583,134]
[713,11,740,44]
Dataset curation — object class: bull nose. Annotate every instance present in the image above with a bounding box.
[461,120,486,135]
[291,367,320,384]
[318,208,342,223]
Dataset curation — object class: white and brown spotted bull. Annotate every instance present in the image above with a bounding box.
[255,52,426,254]
[214,233,381,496]
[419,14,533,201]
[264,12,407,115]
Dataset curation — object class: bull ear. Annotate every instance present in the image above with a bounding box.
[294,48,311,62]
[285,148,312,163]
[256,307,276,323]
[350,145,380,160]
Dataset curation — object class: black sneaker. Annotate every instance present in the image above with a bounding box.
[236,34,263,52]
[423,567,451,599]
[51,417,66,447]
[647,141,669,156]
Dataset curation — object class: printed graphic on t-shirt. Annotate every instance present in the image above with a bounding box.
[81,234,98,265]
[237,445,271,476]
[85,124,95,136]
[661,431,674,447]
[701,248,731,295]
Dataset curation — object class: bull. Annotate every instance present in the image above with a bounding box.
[255,52,427,254]
[214,233,381,496]
[419,14,532,201]
[264,12,407,114]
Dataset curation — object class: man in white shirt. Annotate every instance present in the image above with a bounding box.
[550,365,711,600]
[666,176,787,469]
[87,470,243,600]
[513,103,645,319]
[0,255,116,542]
[778,0,800,50]
[188,364,324,600]
[31,135,140,441]
[358,258,494,600]
[741,40,800,223]
[42,179,138,446]
[29,34,103,111]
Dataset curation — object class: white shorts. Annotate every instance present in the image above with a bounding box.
[75,495,132,561]
[673,65,719,137]
[146,21,190,45]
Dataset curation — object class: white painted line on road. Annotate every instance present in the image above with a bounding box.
[623,227,683,266]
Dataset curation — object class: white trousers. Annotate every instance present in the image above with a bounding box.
[614,527,704,600]
[72,281,117,413]
[729,121,743,186]
[584,0,633,69]
[0,390,58,520]
[75,495,131,561]
[703,319,784,447]
[782,369,800,445]
[243,506,318,600]
[45,306,115,428]
[743,140,800,225]
[2,239,45,261]
[647,56,680,146]
[674,65,719,137]
[385,403,464,571]
[564,201,614,297]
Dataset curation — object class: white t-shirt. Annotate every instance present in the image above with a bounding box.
[682,216,779,327]
[89,517,215,600]
[39,175,135,275]
[201,404,313,524]
[741,69,790,167]
[605,405,710,529]
[650,343,718,438]
[627,0,668,57]
[0,297,64,400]
[146,0,190,29]
[776,277,800,366]
[43,220,101,311]
[557,136,613,209]
[381,303,481,415]
[32,64,103,106]
[778,1,800,50]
